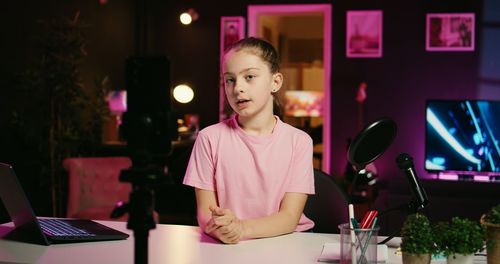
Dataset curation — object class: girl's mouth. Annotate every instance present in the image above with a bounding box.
[236,99,251,108]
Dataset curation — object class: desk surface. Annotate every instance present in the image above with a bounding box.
[0,220,403,264]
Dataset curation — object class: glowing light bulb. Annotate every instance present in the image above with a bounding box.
[180,13,192,25]
[173,84,194,103]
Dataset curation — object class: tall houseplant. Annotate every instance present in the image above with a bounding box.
[400,213,436,264]
[9,12,108,216]
[481,204,500,264]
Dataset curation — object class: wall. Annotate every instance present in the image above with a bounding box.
[147,0,489,182]
[3,0,485,182]
[1,0,498,221]
[0,0,136,219]
[146,0,498,228]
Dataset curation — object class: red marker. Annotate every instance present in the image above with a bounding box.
[360,210,378,228]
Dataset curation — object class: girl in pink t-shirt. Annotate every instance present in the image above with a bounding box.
[183,37,315,244]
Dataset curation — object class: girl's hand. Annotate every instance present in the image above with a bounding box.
[205,206,245,244]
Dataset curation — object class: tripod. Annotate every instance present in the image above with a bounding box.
[377,200,423,245]
[112,164,167,264]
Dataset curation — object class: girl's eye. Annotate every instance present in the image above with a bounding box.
[224,78,235,85]
[245,75,255,81]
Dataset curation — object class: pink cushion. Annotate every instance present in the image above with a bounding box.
[63,157,132,220]
[72,206,128,222]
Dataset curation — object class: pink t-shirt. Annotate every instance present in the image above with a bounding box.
[183,115,315,231]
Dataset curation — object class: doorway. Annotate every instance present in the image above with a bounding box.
[248,4,332,173]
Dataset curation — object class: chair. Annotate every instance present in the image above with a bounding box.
[303,169,349,233]
[156,139,197,225]
[63,157,132,221]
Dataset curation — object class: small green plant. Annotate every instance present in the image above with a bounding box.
[401,213,436,255]
[484,204,500,225]
[432,221,449,255]
[481,204,500,253]
[436,217,485,256]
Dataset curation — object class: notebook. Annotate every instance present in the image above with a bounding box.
[0,162,129,245]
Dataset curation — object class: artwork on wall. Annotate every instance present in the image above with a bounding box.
[219,16,246,121]
[426,13,475,51]
[220,16,246,55]
[346,10,383,58]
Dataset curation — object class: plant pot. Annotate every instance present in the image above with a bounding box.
[481,215,500,264]
[402,252,431,264]
[447,254,474,264]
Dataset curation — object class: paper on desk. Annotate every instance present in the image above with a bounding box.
[317,243,388,263]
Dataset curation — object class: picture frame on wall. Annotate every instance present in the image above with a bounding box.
[426,13,475,51]
[346,10,383,58]
[219,16,245,121]
[220,16,246,55]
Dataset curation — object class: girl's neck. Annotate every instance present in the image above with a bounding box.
[237,114,277,136]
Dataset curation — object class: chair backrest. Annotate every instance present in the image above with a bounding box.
[63,157,132,219]
[304,169,349,233]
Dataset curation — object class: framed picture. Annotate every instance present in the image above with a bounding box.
[346,10,383,58]
[426,13,475,51]
[220,16,245,55]
[220,16,245,121]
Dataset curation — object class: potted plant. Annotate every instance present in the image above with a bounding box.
[400,213,436,264]
[435,217,485,264]
[481,204,500,264]
[7,12,109,217]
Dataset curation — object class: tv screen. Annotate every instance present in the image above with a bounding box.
[284,90,324,117]
[425,100,500,174]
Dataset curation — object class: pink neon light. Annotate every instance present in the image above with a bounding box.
[438,173,459,181]
[247,4,332,173]
[474,175,490,182]
[108,90,127,113]
[437,173,494,182]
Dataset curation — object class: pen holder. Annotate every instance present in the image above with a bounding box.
[338,223,380,264]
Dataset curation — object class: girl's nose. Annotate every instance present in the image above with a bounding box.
[234,82,244,94]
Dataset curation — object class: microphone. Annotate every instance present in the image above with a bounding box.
[396,153,429,209]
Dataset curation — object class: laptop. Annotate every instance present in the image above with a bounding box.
[0,162,129,245]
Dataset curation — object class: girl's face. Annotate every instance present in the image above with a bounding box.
[222,49,282,119]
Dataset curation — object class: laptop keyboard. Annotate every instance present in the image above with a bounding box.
[39,219,96,237]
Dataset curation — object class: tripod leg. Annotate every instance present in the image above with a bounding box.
[134,229,149,264]
[378,228,399,245]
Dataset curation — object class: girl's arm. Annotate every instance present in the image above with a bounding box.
[195,188,308,242]
[194,188,219,231]
[195,188,307,243]
[241,192,307,239]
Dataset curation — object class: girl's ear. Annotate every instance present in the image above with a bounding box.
[271,72,283,93]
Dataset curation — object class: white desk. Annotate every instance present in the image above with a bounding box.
[0,220,403,264]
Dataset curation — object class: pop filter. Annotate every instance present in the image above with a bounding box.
[347,118,397,171]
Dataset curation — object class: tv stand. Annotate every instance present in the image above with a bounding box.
[490,175,500,182]
[457,174,474,181]
[435,172,500,182]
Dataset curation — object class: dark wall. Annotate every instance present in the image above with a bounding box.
[0,0,135,93]
[1,0,487,178]
[0,0,136,219]
[330,1,482,185]
[145,0,497,229]
[1,0,498,222]
[146,0,484,183]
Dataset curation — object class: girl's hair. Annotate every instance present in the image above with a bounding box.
[223,37,283,117]
[224,37,280,73]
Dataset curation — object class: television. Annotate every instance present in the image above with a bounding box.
[425,100,500,175]
[284,90,324,117]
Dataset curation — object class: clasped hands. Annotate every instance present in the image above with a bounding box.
[205,205,246,244]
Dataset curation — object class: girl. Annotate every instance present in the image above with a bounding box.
[183,37,315,244]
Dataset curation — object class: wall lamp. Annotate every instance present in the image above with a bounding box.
[179,8,199,25]
[173,84,194,103]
